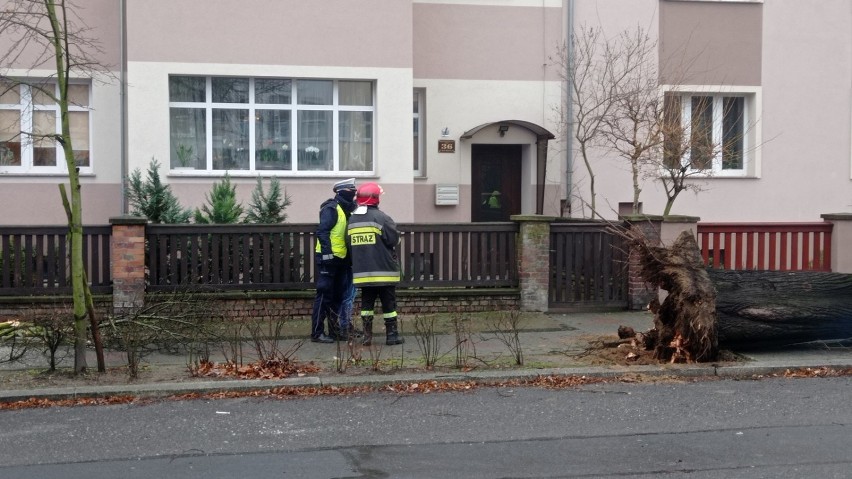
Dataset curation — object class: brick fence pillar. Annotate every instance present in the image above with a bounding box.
[110,216,148,315]
[821,213,852,273]
[622,215,700,311]
[512,215,556,312]
[623,216,662,311]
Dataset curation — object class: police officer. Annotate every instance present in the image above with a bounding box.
[347,182,404,346]
[310,178,357,343]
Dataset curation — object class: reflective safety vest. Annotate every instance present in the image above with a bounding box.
[315,204,349,259]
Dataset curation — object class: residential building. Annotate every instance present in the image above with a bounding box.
[1,0,850,225]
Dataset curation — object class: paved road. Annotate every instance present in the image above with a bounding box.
[1,376,850,478]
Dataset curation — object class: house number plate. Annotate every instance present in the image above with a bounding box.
[438,140,455,153]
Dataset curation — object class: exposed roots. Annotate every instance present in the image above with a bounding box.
[625,228,719,362]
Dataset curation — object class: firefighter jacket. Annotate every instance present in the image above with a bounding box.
[347,205,400,286]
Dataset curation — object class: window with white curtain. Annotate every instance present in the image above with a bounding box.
[0,80,91,174]
[663,90,754,177]
[168,76,374,174]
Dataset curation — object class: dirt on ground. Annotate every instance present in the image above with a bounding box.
[0,335,747,392]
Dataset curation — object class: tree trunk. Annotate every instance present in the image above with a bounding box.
[629,229,852,361]
[60,185,105,372]
[631,230,718,362]
[46,0,87,373]
[711,270,852,348]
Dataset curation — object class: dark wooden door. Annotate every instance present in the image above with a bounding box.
[471,145,521,222]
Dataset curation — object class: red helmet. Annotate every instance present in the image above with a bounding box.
[356,182,383,206]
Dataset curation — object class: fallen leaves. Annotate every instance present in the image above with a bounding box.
[782,367,852,378]
[0,395,138,411]
[0,374,604,410]
[191,359,322,380]
[3,367,852,411]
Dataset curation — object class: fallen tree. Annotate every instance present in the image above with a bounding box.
[626,229,852,362]
[712,269,852,348]
[630,229,718,362]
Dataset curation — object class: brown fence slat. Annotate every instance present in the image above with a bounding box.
[2,223,520,295]
[0,226,111,295]
[549,222,627,309]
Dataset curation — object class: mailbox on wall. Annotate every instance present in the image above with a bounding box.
[435,184,459,205]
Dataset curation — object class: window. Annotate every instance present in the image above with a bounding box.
[664,90,753,176]
[168,76,374,174]
[0,80,91,174]
[665,0,762,3]
[413,88,425,176]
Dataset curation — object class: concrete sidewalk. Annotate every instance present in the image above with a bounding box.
[1,310,851,402]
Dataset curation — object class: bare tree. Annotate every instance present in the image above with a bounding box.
[0,0,114,373]
[556,25,749,218]
[602,28,720,217]
[600,28,661,215]
[553,26,647,218]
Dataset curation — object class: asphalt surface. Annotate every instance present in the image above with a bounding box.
[1,311,851,403]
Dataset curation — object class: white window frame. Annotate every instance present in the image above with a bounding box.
[662,85,761,178]
[168,76,376,176]
[0,81,92,175]
[413,88,425,177]
[664,1,762,3]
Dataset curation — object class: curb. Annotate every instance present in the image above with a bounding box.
[2,359,851,403]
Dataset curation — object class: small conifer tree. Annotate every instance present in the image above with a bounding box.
[126,159,192,223]
[194,174,244,224]
[243,177,292,224]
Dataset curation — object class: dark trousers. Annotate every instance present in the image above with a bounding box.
[310,261,353,338]
[360,285,397,319]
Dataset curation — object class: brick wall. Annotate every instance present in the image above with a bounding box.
[0,290,518,324]
[198,290,519,321]
[0,296,112,321]
[110,216,148,314]
[515,215,554,312]
[626,219,661,311]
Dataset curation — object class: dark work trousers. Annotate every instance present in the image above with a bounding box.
[310,261,353,338]
[360,285,397,320]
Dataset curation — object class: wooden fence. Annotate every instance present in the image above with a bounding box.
[697,223,833,271]
[549,222,628,309]
[145,223,518,291]
[399,223,517,287]
[1,220,839,300]
[0,226,112,295]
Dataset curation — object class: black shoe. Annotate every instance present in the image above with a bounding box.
[311,334,334,344]
[331,332,349,341]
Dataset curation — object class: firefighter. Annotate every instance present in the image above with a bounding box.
[347,182,404,345]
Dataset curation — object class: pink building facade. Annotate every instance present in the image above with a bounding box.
[1,0,850,225]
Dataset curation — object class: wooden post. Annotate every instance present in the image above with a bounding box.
[110,216,148,315]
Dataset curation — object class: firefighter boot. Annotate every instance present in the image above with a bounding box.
[385,318,405,345]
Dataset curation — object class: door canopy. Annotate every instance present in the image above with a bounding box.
[460,120,555,215]
[460,120,555,142]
